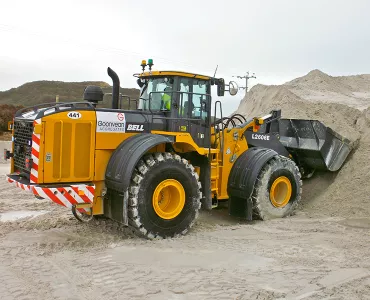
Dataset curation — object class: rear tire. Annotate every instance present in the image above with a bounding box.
[128,152,201,239]
[253,155,302,220]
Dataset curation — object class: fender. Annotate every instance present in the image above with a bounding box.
[227,147,278,220]
[104,133,174,224]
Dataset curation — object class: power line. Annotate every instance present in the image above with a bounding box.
[232,71,256,94]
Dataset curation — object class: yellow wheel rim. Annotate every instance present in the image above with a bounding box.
[270,176,292,208]
[152,179,185,220]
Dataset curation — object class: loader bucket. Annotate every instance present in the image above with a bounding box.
[268,119,352,172]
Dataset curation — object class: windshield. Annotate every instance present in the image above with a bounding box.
[139,77,174,111]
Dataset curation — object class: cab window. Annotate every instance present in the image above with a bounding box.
[177,78,209,119]
[178,78,190,117]
[139,77,174,111]
[192,80,208,120]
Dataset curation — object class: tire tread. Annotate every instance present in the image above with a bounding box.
[253,155,302,220]
[128,152,201,239]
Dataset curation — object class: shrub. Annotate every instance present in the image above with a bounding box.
[0,104,23,132]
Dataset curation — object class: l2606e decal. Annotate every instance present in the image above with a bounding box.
[251,133,270,140]
[96,112,126,133]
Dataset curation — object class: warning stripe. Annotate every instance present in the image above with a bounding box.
[32,134,40,146]
[40,188,65,207]
[32,142,40,153]
[32,156,39,165]
[33,187,40,196]
[86,186,95,195]
[30,119,41,184]
[19,183,30,191]
[71,185,94,203]
[32,185,95,207]
[6,176,32,192]
[61,188,79,205]
[6,175,95,209]
[49,188,74,208]
[31,148,39,158]
[62,188,90,214]
[71,186,91,203]
[30,174,38,183]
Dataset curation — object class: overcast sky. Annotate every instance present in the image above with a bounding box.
[1,0,370,115]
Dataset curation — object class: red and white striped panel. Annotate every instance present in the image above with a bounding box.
[6,176,32,192]
[6,175,95,209]
[30,119,41,184]
[32,184,95,208]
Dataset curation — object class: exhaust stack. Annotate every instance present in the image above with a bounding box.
[107,67,120,109]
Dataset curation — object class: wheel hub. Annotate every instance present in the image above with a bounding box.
[270,176,292,208]
[152,179,185,220]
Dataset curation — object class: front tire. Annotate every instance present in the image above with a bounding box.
[128,152,201,239]
[253,155,302,220]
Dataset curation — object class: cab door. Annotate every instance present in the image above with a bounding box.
[175,78,211,148]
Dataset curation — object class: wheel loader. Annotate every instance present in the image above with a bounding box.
[4,60,352,239]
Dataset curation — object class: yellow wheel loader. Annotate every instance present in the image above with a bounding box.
[4,60,352,239]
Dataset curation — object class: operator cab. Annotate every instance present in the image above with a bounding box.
[133,59,239,148]
[136,72,211,115]
[135,71,213,147]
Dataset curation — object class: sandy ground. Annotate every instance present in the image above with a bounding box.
[1,164,370,300]
[1,70,370,299]
[0,141,12,164]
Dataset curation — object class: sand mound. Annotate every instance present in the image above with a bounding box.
[283,70,370,110]
[237,84,361,143]
[235,70,370,218]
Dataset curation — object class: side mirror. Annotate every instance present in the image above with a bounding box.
[229,81,239,96]
[137,79,144,88]
[217,78,225,96]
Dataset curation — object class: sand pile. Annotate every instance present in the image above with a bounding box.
[284,70,370,110]
[235,70,370,218]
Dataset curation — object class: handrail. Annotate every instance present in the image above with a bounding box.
[214,100,223,163]
[15,101,95,119]
[119,94,138,110]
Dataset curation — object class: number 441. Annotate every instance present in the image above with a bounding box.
[67,112,82,119]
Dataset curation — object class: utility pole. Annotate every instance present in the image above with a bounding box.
[233,72,256,95]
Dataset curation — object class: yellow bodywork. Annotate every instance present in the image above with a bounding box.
[41,111,96,183]
[32,108,262,214]
[138,71,210,80]
[34,111,139,214]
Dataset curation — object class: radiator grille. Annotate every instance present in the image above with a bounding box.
[13,121,33,176]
